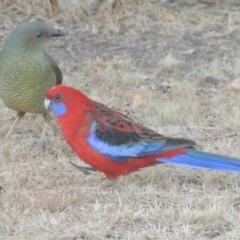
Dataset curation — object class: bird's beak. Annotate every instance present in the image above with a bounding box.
[44,98,51,110]
[52,29,65,37]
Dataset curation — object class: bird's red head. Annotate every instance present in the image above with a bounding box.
[45,85,89,117]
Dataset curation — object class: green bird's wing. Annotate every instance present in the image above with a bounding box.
[44,51,62,85]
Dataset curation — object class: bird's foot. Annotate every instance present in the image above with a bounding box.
[69,161,96,175]
[99,180,116,190]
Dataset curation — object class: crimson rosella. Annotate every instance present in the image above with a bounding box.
[44,85,240,186]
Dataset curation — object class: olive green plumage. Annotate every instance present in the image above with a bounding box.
[0,20,65,140]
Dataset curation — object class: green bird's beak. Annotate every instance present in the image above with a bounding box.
[52,29,65,37]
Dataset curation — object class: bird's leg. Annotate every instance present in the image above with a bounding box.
[104,180,116,189]
[99,180,117,190]
[5,111,25,139]
[69,161,96,175]
[40,112,52,147]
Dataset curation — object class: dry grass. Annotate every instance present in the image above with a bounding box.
[1,0,240,239]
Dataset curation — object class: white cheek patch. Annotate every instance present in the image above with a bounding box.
[44,98,51,109]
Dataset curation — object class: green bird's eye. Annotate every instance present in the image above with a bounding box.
[54,94,62,100]
[36,32,42,38]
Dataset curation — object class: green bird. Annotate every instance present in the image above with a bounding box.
[0,20,65,144]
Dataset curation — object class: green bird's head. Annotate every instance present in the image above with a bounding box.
[2,20,65,51]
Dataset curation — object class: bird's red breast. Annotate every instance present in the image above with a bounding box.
[55,98,188,180]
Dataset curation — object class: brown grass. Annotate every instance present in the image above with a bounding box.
[1,0,240,239]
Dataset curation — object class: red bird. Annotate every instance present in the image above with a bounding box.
[45,85,240,186]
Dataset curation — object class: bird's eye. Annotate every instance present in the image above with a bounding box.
[54,94,62,100]
[36,32,42,38]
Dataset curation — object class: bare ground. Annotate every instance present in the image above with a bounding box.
[1,0,240,239]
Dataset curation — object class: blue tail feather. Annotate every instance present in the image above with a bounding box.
[158,149,240,173]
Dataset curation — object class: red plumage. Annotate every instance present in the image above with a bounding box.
[45,85,240,184]
[45,85,191,180]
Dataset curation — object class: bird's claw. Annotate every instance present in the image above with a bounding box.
[99,180,116,190]
[69,161,96,175]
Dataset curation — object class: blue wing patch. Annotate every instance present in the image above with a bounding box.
[87,119,195,163]
[87,134,167,163]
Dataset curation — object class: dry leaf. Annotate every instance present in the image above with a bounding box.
[224,77,240,91]
[133,94,146,105]
[95,58,106,67]
[164,12,176,21]
[110,50,118,55]
[182,49,196,55]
